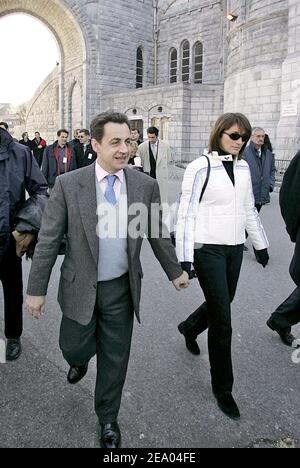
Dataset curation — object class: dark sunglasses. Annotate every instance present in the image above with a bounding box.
[223,131,249,142]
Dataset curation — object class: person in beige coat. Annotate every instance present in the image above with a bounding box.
[137,126,170,203]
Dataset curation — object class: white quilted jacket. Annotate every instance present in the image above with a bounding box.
[176,150,269,262]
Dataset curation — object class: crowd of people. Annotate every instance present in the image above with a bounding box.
[0,111,299,448]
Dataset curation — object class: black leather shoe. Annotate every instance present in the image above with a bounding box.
[6,338,21,361]
[67,363,88,384]
[178,322,200,355]
[266,319,298,347]
[100,422,121,448]
[213,391,240,420]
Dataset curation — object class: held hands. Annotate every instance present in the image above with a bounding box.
[181,262,198,280]
[25,295,46,319]
[172,271,190,291]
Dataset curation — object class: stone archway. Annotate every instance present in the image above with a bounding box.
[69,80,83,135]
[0,0,98,139]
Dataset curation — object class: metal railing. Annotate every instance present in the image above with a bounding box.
[274,159,290,191]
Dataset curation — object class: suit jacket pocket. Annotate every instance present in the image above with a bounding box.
[60,267,75,282]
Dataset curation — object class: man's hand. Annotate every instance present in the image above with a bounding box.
[25,295,46,319]
[172,271,189,291]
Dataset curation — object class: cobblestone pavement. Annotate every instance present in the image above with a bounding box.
[0,170,299,448]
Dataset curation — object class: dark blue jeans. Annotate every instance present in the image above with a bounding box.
[183,244,244,395]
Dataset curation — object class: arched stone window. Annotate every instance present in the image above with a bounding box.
[136,46,143,88]
[181,40,190,82]
[194,42,203,84]
[169,48,177,83]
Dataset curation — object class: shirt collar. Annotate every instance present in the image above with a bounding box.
[203,149,233,161]
[95,160,124,184]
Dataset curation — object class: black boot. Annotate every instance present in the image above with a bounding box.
[178,322,200,355]
[213,391,240,419]
[6,338,22,361]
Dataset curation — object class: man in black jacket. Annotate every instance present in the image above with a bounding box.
[31,131,47,167]
[267,151,300,347]
[0,127,48,361]
[74,129,97,168]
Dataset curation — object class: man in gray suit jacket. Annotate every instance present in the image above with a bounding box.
[25,111,188,448]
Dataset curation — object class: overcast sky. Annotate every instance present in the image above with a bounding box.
[0,13,60,106]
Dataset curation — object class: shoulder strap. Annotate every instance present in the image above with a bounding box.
[199,154,211,203]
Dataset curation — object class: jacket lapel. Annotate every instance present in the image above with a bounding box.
[77,163,99,264]
[124,167,143,254]
[155,141,162,165]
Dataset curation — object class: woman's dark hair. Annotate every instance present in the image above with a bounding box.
[208,113,252,159]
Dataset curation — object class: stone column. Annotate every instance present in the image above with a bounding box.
[276,0,300,159]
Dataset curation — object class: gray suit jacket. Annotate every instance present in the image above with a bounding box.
[27,163,182,325]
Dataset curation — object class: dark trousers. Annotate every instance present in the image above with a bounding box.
[59,273,134,423]
[270,287,300,332]
[183,244,244,395]
[0,241,23,339]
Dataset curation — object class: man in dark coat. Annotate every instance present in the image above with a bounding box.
[31,131,47,167]
[74,129,97,168]
[68,128,81,148]
[42,129,77,189]
[244,127,276,211]
[19,132,32,150]
[267,151,300,347]
[244,127,276,255]
[0,127,48,360]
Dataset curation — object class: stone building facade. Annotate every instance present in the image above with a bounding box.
[1,0,299,159]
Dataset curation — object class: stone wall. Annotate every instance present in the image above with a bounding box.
[276,0,300,159]
[224,0,289,156]
[26,68,60,143]
[95,0,154,94]
[157,0,223,86]
[2,0,300,159]
[100,82,223,156]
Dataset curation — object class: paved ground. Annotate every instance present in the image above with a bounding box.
[1,168,300,448]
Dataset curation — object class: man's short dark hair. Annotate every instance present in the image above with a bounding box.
[147,126,159,136]
[0,121,9,130]
[131,128,140,134]
[91,111,131,143]
[79,129,90,136]
[57,129,69,137]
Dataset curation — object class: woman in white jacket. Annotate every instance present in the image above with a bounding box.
[176,113,269,419]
